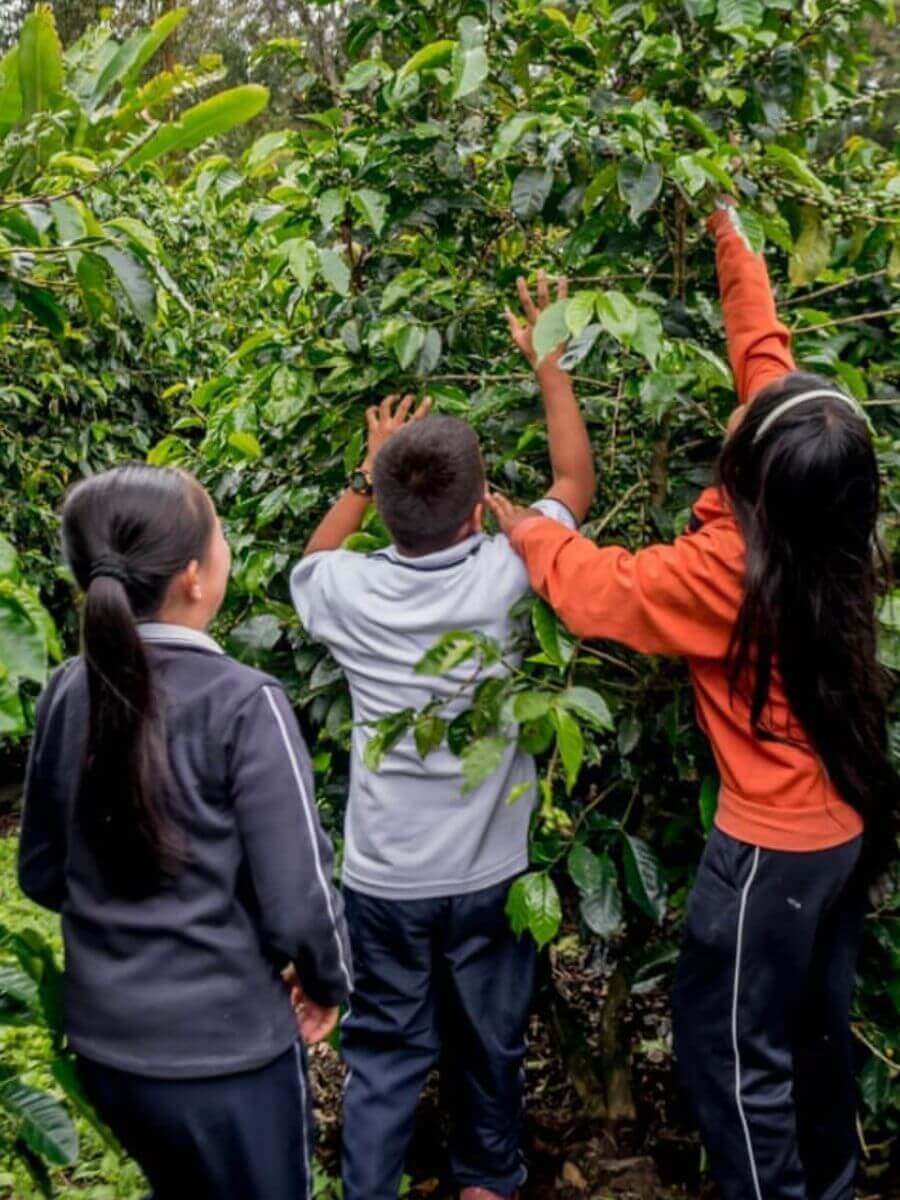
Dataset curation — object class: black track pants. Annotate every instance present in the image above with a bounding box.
[77,1042,313,1200]
[673,828,865,1200]
[341,879,535,1200]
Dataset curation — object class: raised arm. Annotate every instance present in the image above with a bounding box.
[708,200,796,405]
[485,497,741,659]
[507,271,597,522]
[303,394,430,555]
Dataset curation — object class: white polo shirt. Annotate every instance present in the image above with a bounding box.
[290,498,576,900]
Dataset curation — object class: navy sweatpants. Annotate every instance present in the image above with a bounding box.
[77,1041,313,1200]
[673,828,865,1200]
[341,879,535,1200]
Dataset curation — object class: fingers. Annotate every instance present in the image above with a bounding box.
[412,395,432,422]
[556,274,569,301]
[301,1005,339,1045]
[366,405,378,431]
[516,276,538,324]
[536,268,550,309]
[504,308,523,338]
[396,393,415,422]
[379,394,395,420]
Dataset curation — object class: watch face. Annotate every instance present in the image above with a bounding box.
[351,470,372,495]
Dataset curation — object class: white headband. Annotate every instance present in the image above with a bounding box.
[753,388,864,443]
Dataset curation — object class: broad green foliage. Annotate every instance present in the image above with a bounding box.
[0,0,898,1182]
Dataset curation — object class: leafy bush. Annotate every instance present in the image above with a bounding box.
[0,0,897,1188]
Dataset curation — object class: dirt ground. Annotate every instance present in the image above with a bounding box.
[307,939,900,1200]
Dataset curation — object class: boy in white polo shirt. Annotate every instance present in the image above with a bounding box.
[290,273,595,1200]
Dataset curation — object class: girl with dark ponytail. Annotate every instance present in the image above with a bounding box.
[19,464,352,1200]
[491,201,896,1200]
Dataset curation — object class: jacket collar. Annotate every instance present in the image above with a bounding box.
[137,622,224,655]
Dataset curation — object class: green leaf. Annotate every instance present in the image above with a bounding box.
[512,691,554,722]
[342,60,388,92]
[318,187,346,229]
[617,158,663,222]
[87,6,187,111]
[0,48,23,133]
[699,776,718,833]
[505,872,561,947]
[286,238,317,290]
[416,631,480,675]
[318,248,351,297]
[18,5,63,119]
[789,206,831,286]
[450,18,488,99]
[622,834,667,923]
[127,85,270,171]
[511,167,552,219]
[18,284,65,336]
[227,431,262,461]
[532,298,569,363]
[569,848,624,937]
[399,40,455,79]
[0,535,18,578]
[552,706,584,794]
[353,188,389,236]
[731,207,766,255]
[461,735,508,793]
[493,111,540,158]
[96,247,156,324]
[531,598,568,669]
[0,1078,77,1166]
[558,686,613,730]
[565,291,597,337]
[595,291,639,342]
[394,323,426,369]
[363,709,415,770]
[764,146,831,199]
[716,0,764,31]
[414,713,447,758]
[632,308,663,366]
[106,217,160,259]
[0,590,48,684]
[0,678,25,736]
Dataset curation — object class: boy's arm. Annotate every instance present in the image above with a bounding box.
[507,272,596,522]
[303,394,430,555]
[708,198,796,408]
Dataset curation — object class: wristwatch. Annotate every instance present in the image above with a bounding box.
[349,468,373,497]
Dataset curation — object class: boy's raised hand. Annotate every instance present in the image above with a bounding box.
[505,269,569,370]
[363,393,431,471]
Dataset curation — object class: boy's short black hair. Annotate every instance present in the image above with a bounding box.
[373,415,485,554]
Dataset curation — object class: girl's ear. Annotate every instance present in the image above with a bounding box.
[183,559,203,603]
[470,501,484,532]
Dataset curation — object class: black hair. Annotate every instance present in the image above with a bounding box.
[373,415,485,554]
[61,464,216,897]
[718,370,897,875]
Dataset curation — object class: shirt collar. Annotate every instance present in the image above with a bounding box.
[373,533,486,572]
[137,622,224,655]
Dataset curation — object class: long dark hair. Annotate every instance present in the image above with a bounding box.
[61,465,215,896]
[719,371,897,874]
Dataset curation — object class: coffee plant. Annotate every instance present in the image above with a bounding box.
[0,0,897,1190]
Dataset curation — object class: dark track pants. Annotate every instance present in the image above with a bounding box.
[673,828,865,1200]
[77,1042,313,1200]
[341,879,535,1200]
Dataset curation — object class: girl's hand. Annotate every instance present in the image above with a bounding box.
[505,270,568,370]
[485,492,540,539]
[289,980,340,1044]
[363,393,431,472]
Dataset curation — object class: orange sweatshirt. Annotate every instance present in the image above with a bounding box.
[511,207,863,852]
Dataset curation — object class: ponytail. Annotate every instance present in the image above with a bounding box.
[62,466,215,897]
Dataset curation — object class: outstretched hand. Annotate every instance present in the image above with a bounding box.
[363,393,431,472]
[485,492,540,539]
[505,270,568,369]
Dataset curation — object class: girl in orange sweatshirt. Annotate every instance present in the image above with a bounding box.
[490,202,896,1200]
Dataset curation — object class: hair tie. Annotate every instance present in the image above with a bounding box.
[753,389,864,443]
[89,555,130,586]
